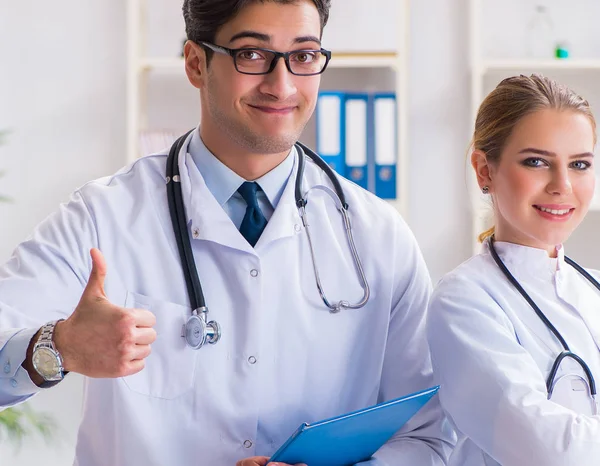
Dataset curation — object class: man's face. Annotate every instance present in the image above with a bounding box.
[198,0,323,155]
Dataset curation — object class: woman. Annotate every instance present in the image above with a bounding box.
[428,74,600,466]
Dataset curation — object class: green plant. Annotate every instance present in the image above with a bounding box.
[0,129,56,447]
[0,404,56,446]
[0,174,10,202]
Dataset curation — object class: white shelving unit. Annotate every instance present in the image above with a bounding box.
[482,59,600,72]
[126,0,410,218]
[469,0,600,254]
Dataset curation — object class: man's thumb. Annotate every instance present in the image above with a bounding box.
[84,248,108,299]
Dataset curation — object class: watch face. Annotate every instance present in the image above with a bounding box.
[32,347,61,380]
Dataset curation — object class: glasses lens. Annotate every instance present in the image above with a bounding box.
[234,49,276,74]
[288,50,327,75]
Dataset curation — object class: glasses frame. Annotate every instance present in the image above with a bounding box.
[199,41,331,76]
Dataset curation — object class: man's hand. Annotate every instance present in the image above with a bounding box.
[37,248,157,379]
[236,456,306,466]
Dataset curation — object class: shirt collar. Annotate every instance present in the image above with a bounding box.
[188,128,296,209]
[255,146,296,208]
[188,129,244,207]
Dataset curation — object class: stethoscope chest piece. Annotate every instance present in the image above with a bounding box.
[182,308,221,350]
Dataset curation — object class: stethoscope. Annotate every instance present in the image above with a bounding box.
[488,236,600,412]
[166,129,371,350]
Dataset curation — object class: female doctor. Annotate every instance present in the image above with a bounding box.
[427,74,600,466]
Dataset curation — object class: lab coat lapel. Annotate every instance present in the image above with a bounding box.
[178,140,254,254]
[558,265,600,351]
[489,242,561,353]
[254,149,302,250]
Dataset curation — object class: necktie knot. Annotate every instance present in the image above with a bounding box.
[237,181,260,208]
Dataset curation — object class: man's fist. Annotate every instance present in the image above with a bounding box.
[54,248,157,378]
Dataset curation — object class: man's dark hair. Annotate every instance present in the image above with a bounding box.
[182,0,331,60]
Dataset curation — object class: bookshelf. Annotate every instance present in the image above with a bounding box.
[469,0,600,255]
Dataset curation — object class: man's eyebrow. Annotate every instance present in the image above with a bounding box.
[228,31,321,46]
[229,31,270,43]
[294,35,321,46]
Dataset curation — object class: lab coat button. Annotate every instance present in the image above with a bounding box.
[192,227,200,239]
[3,362,10,374]
[294,224,301,232]
[10,379,18,388]
[243,440,253,448]
[248,356,257,365]
[250,269,259,278]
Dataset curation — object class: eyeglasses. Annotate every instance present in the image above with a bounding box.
[199,42,331,76]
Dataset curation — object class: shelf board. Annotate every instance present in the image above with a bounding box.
[329,51,398,69]
[139,58,184,72]
[481,59,600,73]
[138,51,398,73]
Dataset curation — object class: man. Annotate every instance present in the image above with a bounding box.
[0,1,454,464]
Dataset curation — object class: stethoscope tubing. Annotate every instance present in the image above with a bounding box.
[166,130,370,348]
[488,236,598,396]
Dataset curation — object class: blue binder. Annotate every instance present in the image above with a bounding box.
[316,91,345,175]
[373,93,397,199]
[269,385,439,466]
[343,93,369,190]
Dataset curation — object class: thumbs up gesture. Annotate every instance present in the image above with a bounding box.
[53,248,157,378]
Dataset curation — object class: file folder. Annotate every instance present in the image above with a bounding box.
[343,93,369,190]
[316,91,345,175]
[269,385,439,466]
[373,93,397,199]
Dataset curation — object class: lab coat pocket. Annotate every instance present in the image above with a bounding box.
[121,291,197,399]
[549,371,596,416]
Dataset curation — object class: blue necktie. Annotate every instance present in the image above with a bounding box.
[237,182,268,247]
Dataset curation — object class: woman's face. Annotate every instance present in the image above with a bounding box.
[488,108,596,254]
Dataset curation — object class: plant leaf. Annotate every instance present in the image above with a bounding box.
[0,170,11,202]
[0,404,57,448]
[0,129,10,145]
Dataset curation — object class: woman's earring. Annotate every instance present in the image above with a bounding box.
[482,186,489,194]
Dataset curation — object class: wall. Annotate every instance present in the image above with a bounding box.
[0,1,126,464]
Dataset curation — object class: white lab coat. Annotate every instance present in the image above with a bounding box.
[0,133,454,465]
[428,240,600,466]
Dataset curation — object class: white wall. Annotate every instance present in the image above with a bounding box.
[2,0,598,464]
[408,0,472,281]
[0,1,126,464]
[0,1,128,260]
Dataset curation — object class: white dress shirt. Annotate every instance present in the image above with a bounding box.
[188,129,294,227]
[428,240,600,466]
[0,130,453,465]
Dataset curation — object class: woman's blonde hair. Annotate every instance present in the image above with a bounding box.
[472,74,597,243]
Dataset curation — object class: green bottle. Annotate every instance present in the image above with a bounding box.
[555,42,569,59]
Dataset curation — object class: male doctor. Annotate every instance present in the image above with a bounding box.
[0,0,453,464]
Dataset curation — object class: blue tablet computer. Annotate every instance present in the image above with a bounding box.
[269,385,439,466]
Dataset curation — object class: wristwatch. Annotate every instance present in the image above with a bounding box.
[32,320,66,387]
